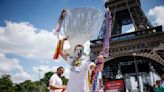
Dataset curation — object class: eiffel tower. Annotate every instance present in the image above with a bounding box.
[90,0,164,90]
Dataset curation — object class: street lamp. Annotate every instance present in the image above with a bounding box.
[38,69,42,84]
[133,53,141,92]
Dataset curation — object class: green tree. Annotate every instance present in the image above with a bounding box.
[61,76,68,85]
[12,84,23,92]
[0,75,13,92]
[42,71,53,87]
[21,80,37,91]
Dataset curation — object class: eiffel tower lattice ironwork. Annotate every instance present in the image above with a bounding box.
[98,0,152,38]
[91,0,164,79]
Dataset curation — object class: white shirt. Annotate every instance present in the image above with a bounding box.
[49,73,63,92]
[66,55,94,92]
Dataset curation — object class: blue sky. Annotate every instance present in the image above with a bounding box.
[0,0,164,83]
[1,0,163,31]
[0,0,104,31]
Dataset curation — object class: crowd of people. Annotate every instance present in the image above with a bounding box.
[143,74,164,92]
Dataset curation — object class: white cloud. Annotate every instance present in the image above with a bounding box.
[33,65,52,74]
[0,58,23,73]
[12,71,32,83]
[148,6,164,26]
[0,53,5,59]
[0,20,92,82]
[122,24,135,33]
[103,0,108,3]
[0,53,32,83]
[0,21,58,60]
[126,26,135,33]
[0,21,92,61]
[40,60,50,63]
[0,53,23,74]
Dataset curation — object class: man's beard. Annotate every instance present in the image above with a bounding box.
[74,52,82,59]
[58,74,61,77]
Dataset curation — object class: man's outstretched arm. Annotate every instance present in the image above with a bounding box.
[50,85,66,90]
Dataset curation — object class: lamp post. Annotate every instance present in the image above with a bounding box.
[38,69,42,85]
[133,53,141,92]
[149,63,155,86]
[38,69,42,80]
[38,69,42,92]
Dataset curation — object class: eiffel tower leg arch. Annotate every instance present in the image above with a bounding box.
[103,55,164,91]
[103,55,164,77]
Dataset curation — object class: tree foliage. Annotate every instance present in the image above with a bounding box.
[0,75,13,92]
[0,71,68,92]
[61,76,68,85]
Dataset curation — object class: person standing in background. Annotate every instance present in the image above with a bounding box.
[160,74,164,88]
[49,67,66,92]
[155,80,164,92]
